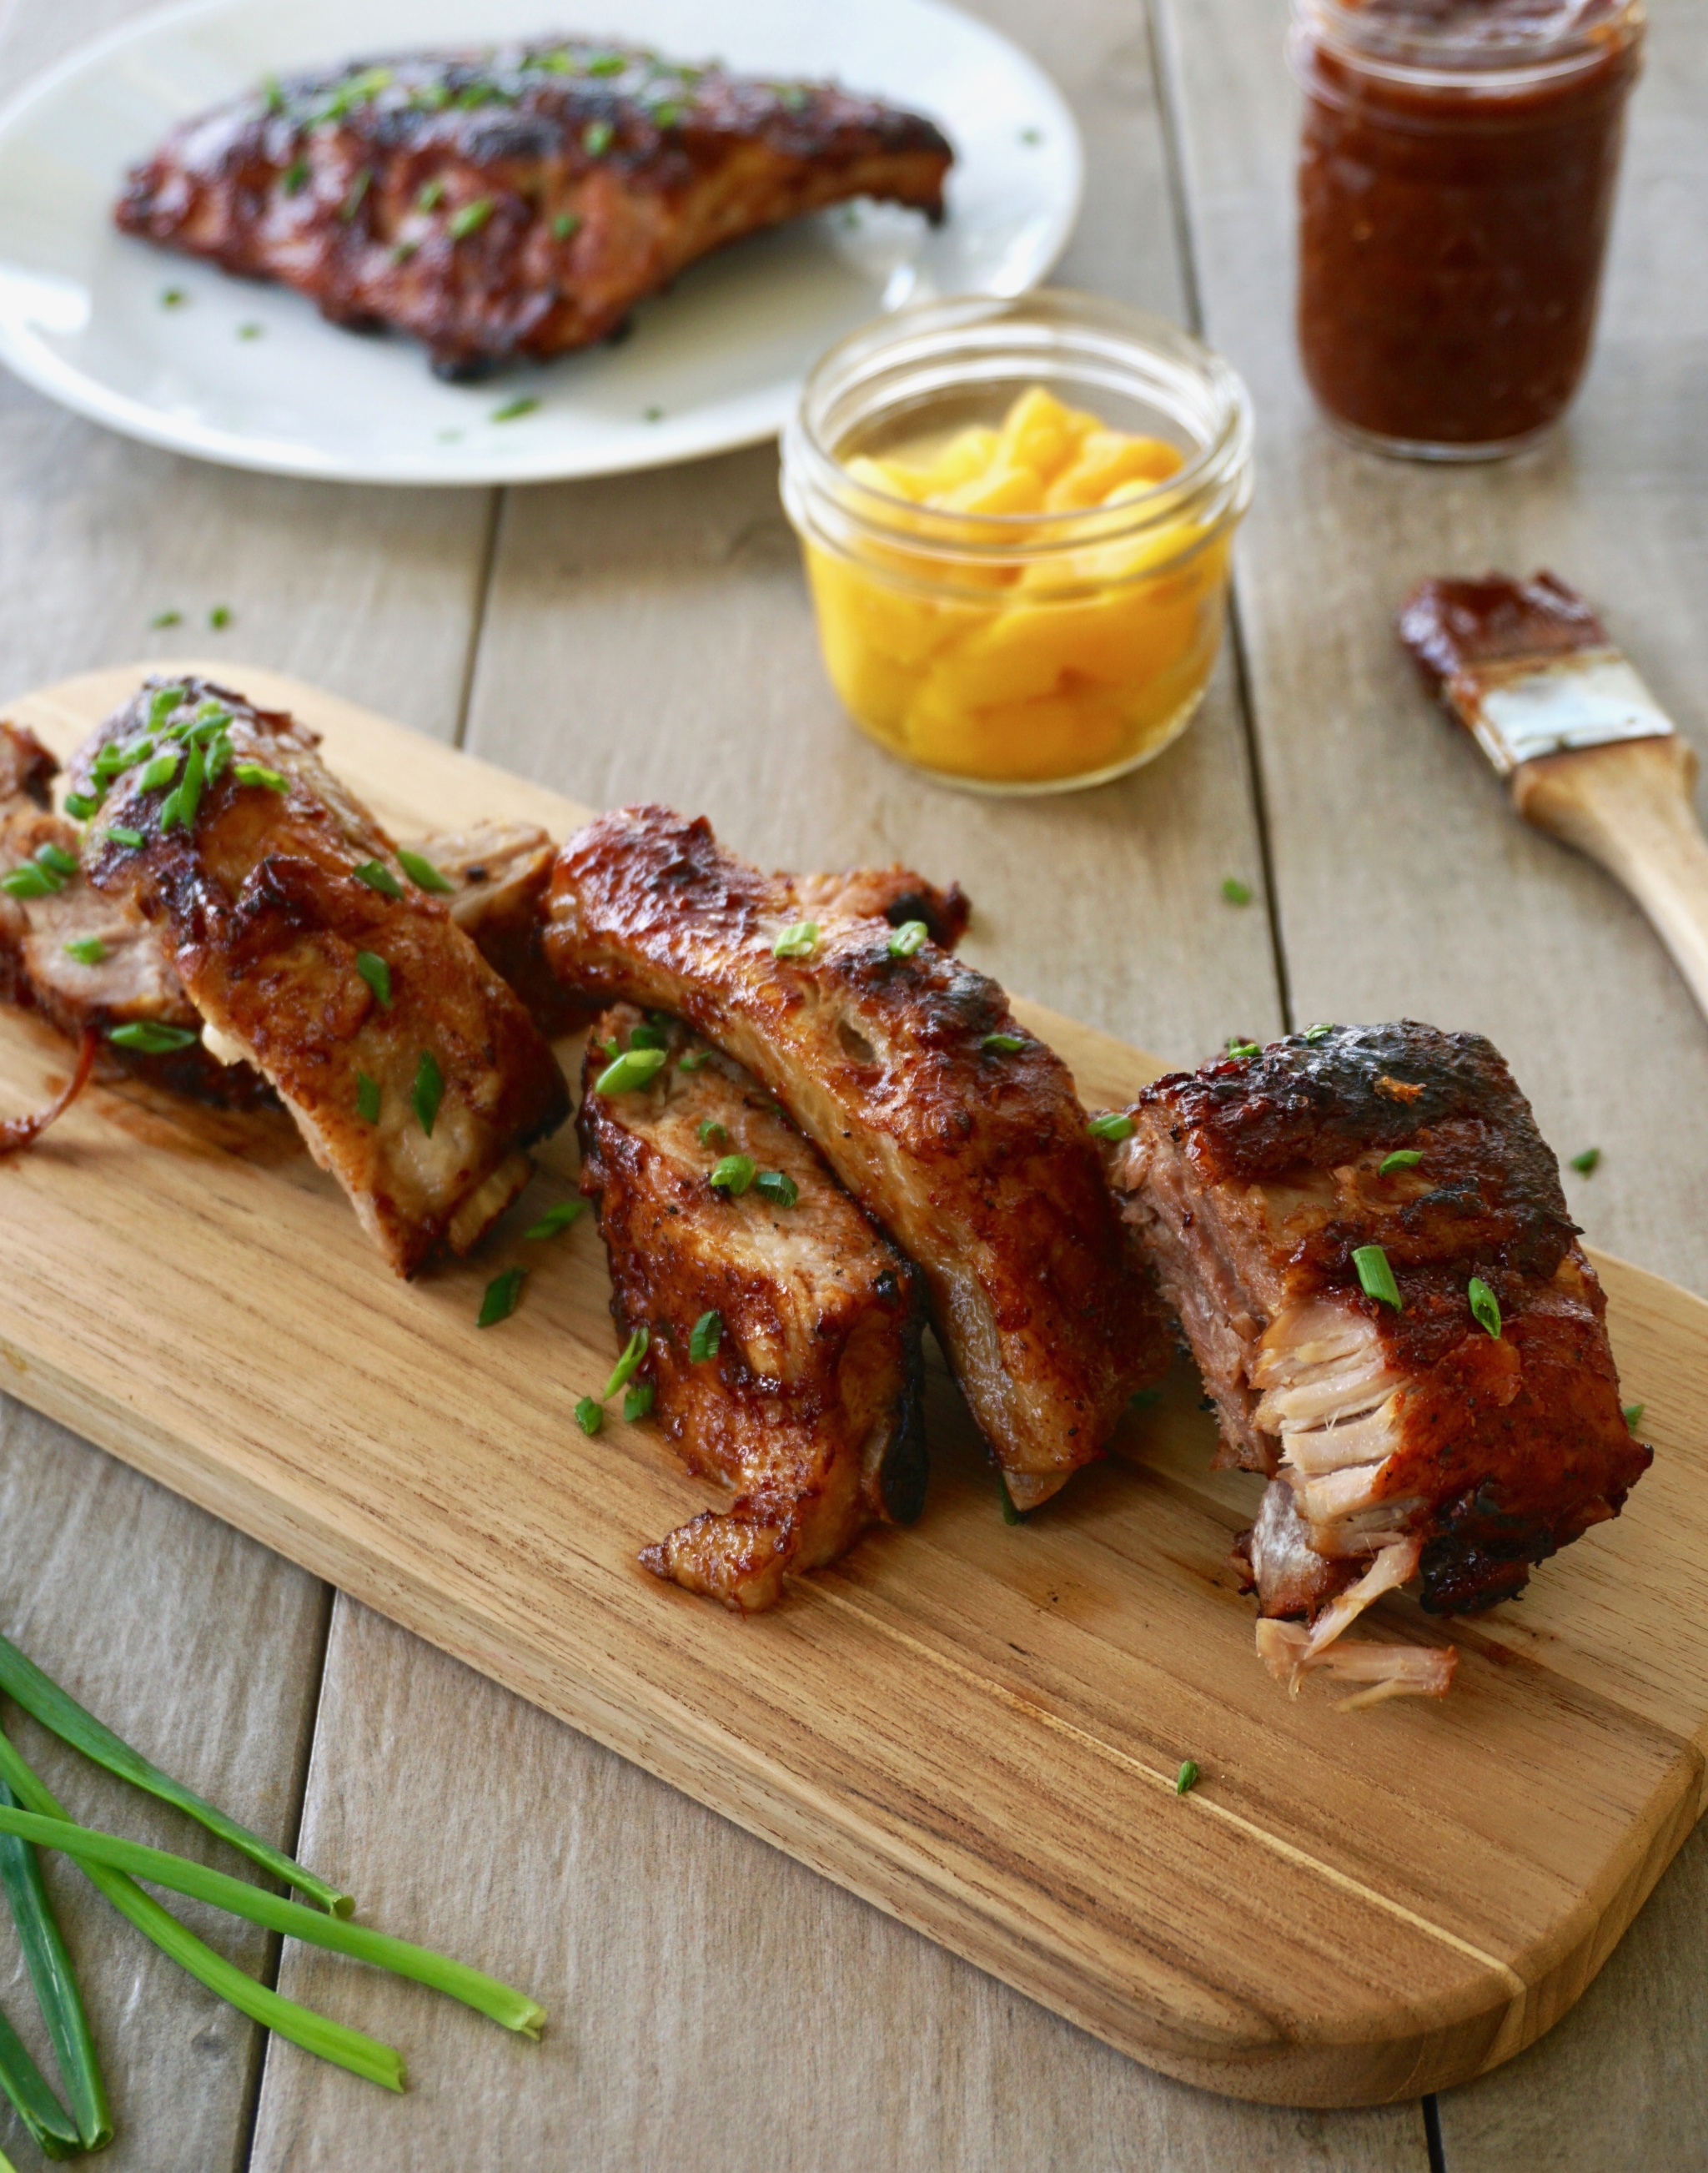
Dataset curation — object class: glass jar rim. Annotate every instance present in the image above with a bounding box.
[781,289,1253,574]
[1291,0,1645,88]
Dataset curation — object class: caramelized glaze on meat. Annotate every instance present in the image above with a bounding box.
[72,679,569,1274]
[580,1004,927,1612]
[545,807,1172,1507]
[1106,1022,1650,1700]
[115,41,953,377]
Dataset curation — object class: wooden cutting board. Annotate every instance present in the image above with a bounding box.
[3,663,1705,2110]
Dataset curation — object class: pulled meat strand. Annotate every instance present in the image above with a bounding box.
[0,1030,97,1156]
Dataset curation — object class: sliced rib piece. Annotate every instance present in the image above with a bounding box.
[72,678,569,1275]
[545,807,1172,1506]
[115,41,952,378]
[0,722,54,810]
[579,1004,927,1612]
[412,821,590,1039]
[1105,1021,1650,1698]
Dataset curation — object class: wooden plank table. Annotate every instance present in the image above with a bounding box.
[0,0,1700,2163]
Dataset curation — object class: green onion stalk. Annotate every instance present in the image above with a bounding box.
[0,1775,109,2149]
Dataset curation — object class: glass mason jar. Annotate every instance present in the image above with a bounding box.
[1291,0,1645,460]
[780,291,1253,794]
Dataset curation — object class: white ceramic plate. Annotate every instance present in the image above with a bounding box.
[0,0,1081,485]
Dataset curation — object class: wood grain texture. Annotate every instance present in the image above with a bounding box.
[0,1396,328,2173]
[249,1600,1429,2173]
[4,666,1705,2112]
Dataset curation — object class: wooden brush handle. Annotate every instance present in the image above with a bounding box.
[1513,735,1708,1017]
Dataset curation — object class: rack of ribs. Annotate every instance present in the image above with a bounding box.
[580,1004,927,1612]
[115,41,953,378]
[544,806,1173,1509]
[63,678,569,1275]
[1102,1022,1651,1705]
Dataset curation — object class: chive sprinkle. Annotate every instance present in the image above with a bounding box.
[1624,1402,1645,1431]
[755,1169,798,1208]
[551,210,581,240]
[601,1325,650,1400]
[355,1072,380,1124]
[354,951,392,1008]
[339,169,371,223]
[677,1049,711,1073]
[982,1033,1024,1053]
[34,843,78,878]
[688,1310,721,1363]
[491,396,540,423]
[161,288,186,308]
[108,1021,198,1054]
[997,1471,1022,1525]
[478,1267,525,1327]
[148,683,188,728]
[103,826,144,851]
[352,859,403,898]
[63,938,106,965]
[138,749,182,792]
[417,178,445,210]
[623,1381,656,1422]
[449,197,494,239]
[1353,1244,1402,1311]
[710,1153,756,1196]
[1570,1147,1601,1175]
[595,1046,667,1094]
[583,119,615,154]
[887,919,928,958]
[282,158,309,194]
[1175,1759,1201,1796]
[234,762,289,792]
[1379,1149,1422,1175]
[1,867,58,900]
[1227,1039,1260,1059]
[63,792,98,822]
[413,1050,444,1136]
[697,1119,727,1148]
[626,1021,669,1051]
[575,1396,604,1436]
[208,606,232,630]
[1467,1275,1501,1339]
[1088,1113,1134,1143]
[525,1199,586,1240]
[1303,1024,1334,1042]
[771,921,818,959]
[396,847,454,893]
[1221,878,1252,906]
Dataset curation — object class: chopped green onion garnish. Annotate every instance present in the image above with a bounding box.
[1379,1149,1422,1175]
[354,951,392,1008]
[234,762,289,793]
[1221,878,1252,906]
[627,1021,670,1051]
[1087,1113,1133,1143]
[417,178,445,210]
[887,919,928,958]
[396,848,454,894]
[575,1396,604,1436]
[63,938,106,965]
[595,1046,667,1094]
[63,792,98,822]
[710,1154,756,1196]
[587,53,625,76]
[1353,1244,1402,1311]
[1,866,58,900]
[148,683,188,729]
[1624,1402,1645,1431]
[772,921,819,960]
[525,1200,586,1240]
[108,1021,198,1054]
[1227,1039,1260,1059]
[1570,1147,1601,1175]
[208,606,232,630]
[138,749,182,792]
[1175,1759,1201,1796]
[755,1169,798,1208]
[161,288,186,308]
[413,1050,444,1137]
[997,1472,1022,1525]
[1467,1275,1501,1339]
[161,742,206,832]
[688,1310,721,1364]
[697,1119,727,1148]
[491,397,540,423]
[1303,1024,1334,1042]
[644,405,665,423]
[551,211,581,240]
[623,1381,655,1422]
[479,1267,525,1327]
[449,197,494,239]
[982,1033,1024,1053]
[355,1072,380,1124]
[33,843,77,878]
[583,119,615,154]
[282,158,309,193]
[263,74,285,113]
[601,1325,650,1400]
[352,859,403,899]
[677,1049,711,1073]
[149,609,183,629]
[103,827,144,851]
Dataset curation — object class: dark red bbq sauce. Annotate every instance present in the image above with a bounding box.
[1292,0,1644,453]
[1397,568,1608,689]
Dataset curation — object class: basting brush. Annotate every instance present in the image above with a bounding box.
[1399,570,1708,1019]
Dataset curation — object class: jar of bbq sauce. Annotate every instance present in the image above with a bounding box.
[1290,0,1645,459]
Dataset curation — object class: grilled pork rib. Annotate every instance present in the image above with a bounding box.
[115,41,952,378]
[580,1004,927,1612]
[413,821,590,1039]
[545,807,1172,1506]
[1104,1023,1650,1703]
[69,679,568,1274]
